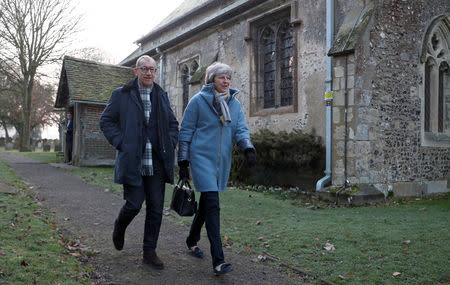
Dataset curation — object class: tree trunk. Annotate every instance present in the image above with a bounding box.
[19,76,34,152]
[1,121,10,142]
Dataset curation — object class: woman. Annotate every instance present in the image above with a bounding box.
[178,62,256,275]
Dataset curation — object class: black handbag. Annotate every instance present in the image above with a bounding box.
[170,178,197,217]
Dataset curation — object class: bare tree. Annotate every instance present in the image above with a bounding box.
[69,47,115,64]
[0,0,80,151]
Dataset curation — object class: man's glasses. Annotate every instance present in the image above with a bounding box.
[137,67,157,73]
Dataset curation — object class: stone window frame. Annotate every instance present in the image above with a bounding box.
[178,56,200,113]
[245,2,300,117]
[420,15,450,147]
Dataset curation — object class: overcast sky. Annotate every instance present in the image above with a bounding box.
[73,0,184,64]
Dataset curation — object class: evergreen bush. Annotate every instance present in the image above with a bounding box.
[231,129,324,189]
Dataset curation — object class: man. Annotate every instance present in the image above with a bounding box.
[99,55,179,269]
[65,112,73,164]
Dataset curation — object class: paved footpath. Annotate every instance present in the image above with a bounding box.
[0,150,309,285]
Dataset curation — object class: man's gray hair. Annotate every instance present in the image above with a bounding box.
[205,62,232,84]
[136,55,155,67]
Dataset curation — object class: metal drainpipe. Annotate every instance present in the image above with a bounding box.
[316,0,334,191]
[156,47,164,87]
[343,55,349,187]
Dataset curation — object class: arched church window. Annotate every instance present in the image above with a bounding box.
[190,60,199,76]
[181,64,190,112]
[261,26,276,108]
[420,15,450,145]
[277,20,294,107]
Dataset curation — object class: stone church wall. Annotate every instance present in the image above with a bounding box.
[160,0,328,140]
[332,0,450,195]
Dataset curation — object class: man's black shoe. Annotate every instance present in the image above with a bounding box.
[112,220,125,250]
[143,250,164,269]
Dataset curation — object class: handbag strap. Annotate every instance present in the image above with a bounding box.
[177,178,192,189]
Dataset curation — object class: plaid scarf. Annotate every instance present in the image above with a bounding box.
[139,83,153,176]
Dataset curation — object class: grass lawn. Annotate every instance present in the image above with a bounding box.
[21,150,62,163]
[7,151,450,284]
[0,155,91,284]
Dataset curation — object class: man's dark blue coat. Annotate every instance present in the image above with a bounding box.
[100,78,179,186]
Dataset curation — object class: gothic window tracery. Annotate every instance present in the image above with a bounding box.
[179,59,199,113]
[421,16,450,144]
[253,8,296,113]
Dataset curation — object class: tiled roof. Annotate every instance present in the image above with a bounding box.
[55,56,135,107]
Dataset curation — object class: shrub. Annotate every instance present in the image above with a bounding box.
[231,129,324,189]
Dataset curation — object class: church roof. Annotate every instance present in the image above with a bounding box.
[144,0,212,38]
[120,0,260,66]
[55,56,135,108]
[328,0,375,56]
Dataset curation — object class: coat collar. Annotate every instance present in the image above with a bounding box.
[199,83,239,113]
[122,77,163,94]
[122,78,164,111]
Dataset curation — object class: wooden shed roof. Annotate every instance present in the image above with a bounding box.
[55,56,135,108]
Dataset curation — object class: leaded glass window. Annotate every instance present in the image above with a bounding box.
[422,16,449,136]
[257,12,295,110]
[179,59,199,113]
[181,65,190,112]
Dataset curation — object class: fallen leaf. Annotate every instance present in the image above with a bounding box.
[401,248,409,252]
[346,273,354,276]
[70,252,80,257]
[255,221,261,225]
[338,274,346,279]
[0,251,5,255]
[24,213,30,217]
[324,243,335,252]
[402,240,411,245]
[20,260,28,266]
[257,255,266,262]
[393,272,401,276]
[345,233,350,237]
[17,249,23,253]
[258,236,264,241]
[243,246,251,252]
[361,249,368,253]
[419,207,426,211]
[52,221,56,230]
[276,234,280,238]
[223,235,229,241]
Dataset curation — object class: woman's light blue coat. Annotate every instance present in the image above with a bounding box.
[179,83,251,192]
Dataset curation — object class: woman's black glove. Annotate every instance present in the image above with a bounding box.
[178,160,190,180]
[244,149,256,167]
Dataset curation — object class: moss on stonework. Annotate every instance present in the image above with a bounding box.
[328,0,375,56]
[190,65,207,84]
[327,185,361,196]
